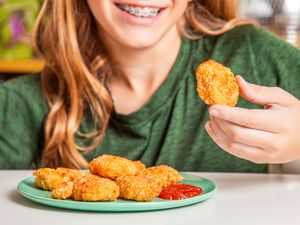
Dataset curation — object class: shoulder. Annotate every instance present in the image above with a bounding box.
[0,73,48,115]
[189,24,300,70]
[192,24,295,53]
[216,24,299,56]
[220,24,259,39]
[0,73,42,94]
[0,74,47,169]
[215,24,277,44]
[188,25,259,63]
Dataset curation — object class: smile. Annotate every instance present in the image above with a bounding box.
[115,3,163,18]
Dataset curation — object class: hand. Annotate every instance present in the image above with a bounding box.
[205,76,300,164]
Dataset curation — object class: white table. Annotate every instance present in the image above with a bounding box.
[1,171,300,225]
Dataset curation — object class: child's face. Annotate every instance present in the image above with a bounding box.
[87,0,190,49]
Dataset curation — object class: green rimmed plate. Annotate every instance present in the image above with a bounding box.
[17,172,216,212]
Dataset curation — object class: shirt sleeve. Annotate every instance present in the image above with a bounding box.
[249,27,300,98]
[0,75,46,169]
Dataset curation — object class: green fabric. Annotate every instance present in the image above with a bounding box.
[1,25,300,171]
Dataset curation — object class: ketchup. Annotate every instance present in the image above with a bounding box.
[158,183,203,200]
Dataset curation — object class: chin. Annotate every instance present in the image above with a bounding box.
[118,32,162,49]
[124,38,159,49]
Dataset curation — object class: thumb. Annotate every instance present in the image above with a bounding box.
[236,75,290,106]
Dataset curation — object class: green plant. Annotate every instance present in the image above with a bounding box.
[0,0,41,59]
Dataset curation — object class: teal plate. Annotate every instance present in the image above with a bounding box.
[17,172,217,212]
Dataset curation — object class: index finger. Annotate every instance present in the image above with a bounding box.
[208,105,280,132]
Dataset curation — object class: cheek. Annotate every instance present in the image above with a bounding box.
[173,0,190,12]
[86,0,112,28]
[86,0,102,15]
[168,0,189,25]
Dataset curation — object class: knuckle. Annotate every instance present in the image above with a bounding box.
[267,152,278,162]
[265,135,284,150]
[271,86,282,93]
[268,140,278,151]
[271,86,290,100]
[243,114,256,128]
[272,137,287,152]
[267,148,282,162]
[226,141,236,151]
[230,129,242,142]
[272,87,286,94]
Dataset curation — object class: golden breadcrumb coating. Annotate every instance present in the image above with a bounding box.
[133,160,146,174]
[195,59,239,106]
[115,176,162,201]
[51,181,74,200]
[140,165,183,187]
[33,155,185,202]
[72,174,120,201]
[88,154,138,180]
[33,168,70,191]
[56,167,86,181]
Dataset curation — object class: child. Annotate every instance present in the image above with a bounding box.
[0,0,300,172]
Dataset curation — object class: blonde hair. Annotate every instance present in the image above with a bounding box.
[33,0,250,168]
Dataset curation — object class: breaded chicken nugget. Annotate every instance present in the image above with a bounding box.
[51,181,74,200]
[115,176,161,201]
[56,167,86,181]
[133,160,146,174]
[195,59,239,106]
[140,165,183,187]
[72,174,119,201]
[33,168,70,191]
[88,154,138,180]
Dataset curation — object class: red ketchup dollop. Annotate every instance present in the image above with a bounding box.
[158,183,203,200]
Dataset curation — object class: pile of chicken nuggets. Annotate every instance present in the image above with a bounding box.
[33,155,183,202]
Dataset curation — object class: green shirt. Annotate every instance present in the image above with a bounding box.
[1,25,300,171]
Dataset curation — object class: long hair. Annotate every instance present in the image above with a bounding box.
[180,0,251,38]
[33,0,250,169]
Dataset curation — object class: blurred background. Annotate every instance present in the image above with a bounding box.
[0,0,299,78]
[239,0,300,46]
[0,0,43,81]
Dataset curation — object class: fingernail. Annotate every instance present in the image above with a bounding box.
[209,109,219,117]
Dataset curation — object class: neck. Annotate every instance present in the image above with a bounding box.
[101,26,182,114]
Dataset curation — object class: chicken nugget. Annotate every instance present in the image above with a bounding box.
[195,59,239,106]
[133,160,146,174]
[33,168,70,191]
[140,165,183,187]
[72,174,119,201]
[88,154,138,180]
[115,176,161,201]
[51,181,74,200]
[56,167,86,181]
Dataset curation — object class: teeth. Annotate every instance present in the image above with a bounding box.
[117,4,160,17]
[150,8,159,16]
[143,8,150,17]
[133,8,142,16]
